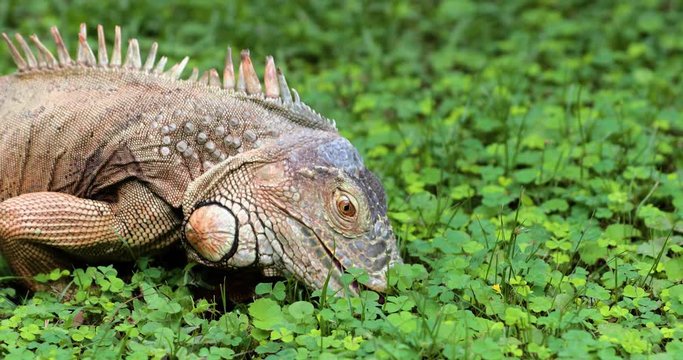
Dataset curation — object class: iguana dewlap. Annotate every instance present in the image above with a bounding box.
[0,24,401,294]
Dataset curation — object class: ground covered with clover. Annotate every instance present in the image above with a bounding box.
[1,1,682,359]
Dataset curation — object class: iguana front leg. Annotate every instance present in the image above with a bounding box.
[0,182,181,291]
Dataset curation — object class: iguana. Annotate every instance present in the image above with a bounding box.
[0,24,401,295]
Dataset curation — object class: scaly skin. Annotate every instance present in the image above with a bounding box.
[0,24,401,294]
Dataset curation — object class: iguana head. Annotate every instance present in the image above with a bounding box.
[182,132,401,294]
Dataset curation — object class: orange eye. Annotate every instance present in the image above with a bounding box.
[337,195,356,218]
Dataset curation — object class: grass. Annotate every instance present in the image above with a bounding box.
[1,0,682,358]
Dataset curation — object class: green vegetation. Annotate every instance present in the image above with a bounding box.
[1,0,682,358]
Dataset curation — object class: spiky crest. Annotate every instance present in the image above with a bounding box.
[1,24,337,131]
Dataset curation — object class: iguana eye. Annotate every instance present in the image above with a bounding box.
[337,195,357,218]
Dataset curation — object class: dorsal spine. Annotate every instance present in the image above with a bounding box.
[1,24,338,132]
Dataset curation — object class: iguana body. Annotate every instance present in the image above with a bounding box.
[0,24,400,294]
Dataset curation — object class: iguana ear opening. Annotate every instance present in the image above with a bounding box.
[184,204,237,262]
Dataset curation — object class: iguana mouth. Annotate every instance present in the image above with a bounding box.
[279,208,358,294]
[315,231,358,293]
[300,218,355,291]
[308,224,364,295]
